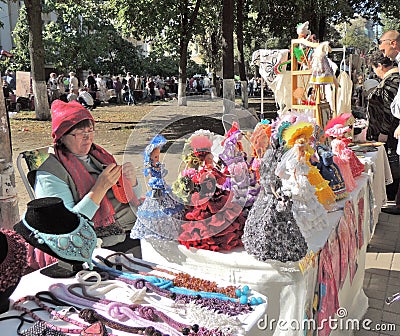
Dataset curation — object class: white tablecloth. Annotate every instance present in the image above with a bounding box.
[0,249,267,336]
[359,144,391,235]
[141,149,388,336]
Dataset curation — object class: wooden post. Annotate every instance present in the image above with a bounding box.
[260,76,264,119]
[0,77,19,229]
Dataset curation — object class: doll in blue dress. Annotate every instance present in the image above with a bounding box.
[130,135,184,240]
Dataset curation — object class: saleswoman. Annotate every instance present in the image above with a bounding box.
[29,99,142,253]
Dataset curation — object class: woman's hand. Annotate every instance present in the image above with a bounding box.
[122,162,138,186]
[89,163,122,205]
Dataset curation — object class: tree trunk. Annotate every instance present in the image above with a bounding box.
[236,0,248,108]
[25,0,50,120]
[0,78,19,229]
[210,30,219,88]
[318,16,327,41]
[178,37,188,106]
[222,0,235,114]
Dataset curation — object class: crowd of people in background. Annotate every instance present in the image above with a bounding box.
[45,71,182,109]
[45,71,274,110]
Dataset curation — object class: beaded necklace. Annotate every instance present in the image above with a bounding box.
[50,283,184,336]
[13,295,97,335]
[95,255,263,306]
[76,270,251,316]
[74,270,246,333]
[104,252,238,298]
[50,283,236,336]
[22,215,96,269]
[52,281,205,336]
[13,293,166,336]
[94,260,236,301]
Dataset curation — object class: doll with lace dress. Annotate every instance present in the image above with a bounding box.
[276,124,330,245]
[326,113,364,178]
[283,122,336,210]
[324,115,364,192]
[178,133,246,251]
[130,135,184,240]
[242,137,308,263]
[310,41,338,87]
[219,122,260,208]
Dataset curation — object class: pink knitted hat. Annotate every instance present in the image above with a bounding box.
[51,100,94,143]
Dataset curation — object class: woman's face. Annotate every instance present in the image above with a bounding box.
[372,64,384,79]
[62,123,95,155]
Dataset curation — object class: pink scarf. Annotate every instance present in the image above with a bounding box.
[55,144,138,228]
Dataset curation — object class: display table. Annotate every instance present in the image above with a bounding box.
[0,249,267,336]
[141,148,389,336]
[359,144,392,234]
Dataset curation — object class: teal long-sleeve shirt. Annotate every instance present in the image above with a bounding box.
[34,171,143,220]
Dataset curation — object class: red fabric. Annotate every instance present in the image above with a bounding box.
[179,188,245,251]
[55,144,138,228]
[221,121,240,146]
[51,100,95,143]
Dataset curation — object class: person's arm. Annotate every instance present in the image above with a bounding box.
[34,171,99,219]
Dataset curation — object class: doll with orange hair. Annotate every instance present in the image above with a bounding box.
[283,122,336,210]
[249,121,272,181]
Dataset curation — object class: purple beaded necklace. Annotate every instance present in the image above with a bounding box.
[13,293,167,336]
[50,283,184,336]
[12,295,101,335]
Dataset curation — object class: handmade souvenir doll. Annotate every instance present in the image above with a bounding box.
[316,147,348,200]
[130,135,184,240]
[325,115,364,192]
[309,41,338,87]
[219,122,260,209]
[178,133,246,251]
[327,113,365,178]
[276,123,330,245]
[293,21,313,69]
[249,120,272,181]
[312,126,348,200]
[172,130,215,204]
[283,122,336,210]
[242,136,308,263]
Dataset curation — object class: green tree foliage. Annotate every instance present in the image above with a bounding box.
[12,1,145,76]
[108,0,204,104]
[338,17,374,53]
[10,7,30,71]
[380,15,400,33]
[194,2,223,80]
